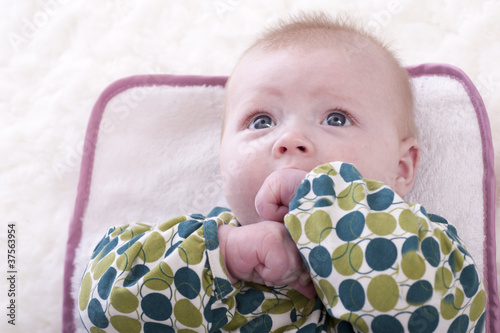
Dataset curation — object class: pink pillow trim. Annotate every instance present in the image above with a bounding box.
[62,75,227,332]
[408,63,498,332]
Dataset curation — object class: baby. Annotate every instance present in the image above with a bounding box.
[78,12,486,332]
[218,12,418,299]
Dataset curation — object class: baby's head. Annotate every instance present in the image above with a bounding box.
[220,12,420,225]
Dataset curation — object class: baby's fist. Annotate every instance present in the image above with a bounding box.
[255,169,308,222]
[219,222,316,298]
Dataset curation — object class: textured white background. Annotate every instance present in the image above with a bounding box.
[0,1,498,331]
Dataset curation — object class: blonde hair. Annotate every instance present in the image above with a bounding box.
[224,11,417,139]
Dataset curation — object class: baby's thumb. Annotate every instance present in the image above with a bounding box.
[255,169,307,222]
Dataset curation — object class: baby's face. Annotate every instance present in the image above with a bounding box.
[220,45,411,225]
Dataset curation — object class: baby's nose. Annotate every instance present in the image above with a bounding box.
[272,131,314,158]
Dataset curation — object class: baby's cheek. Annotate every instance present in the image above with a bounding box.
[220,159,242,184]
[221,171,261,226]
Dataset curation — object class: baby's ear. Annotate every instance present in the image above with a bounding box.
[395,137,420,197]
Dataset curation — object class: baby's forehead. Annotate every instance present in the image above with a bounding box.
[226,26,415,138]
[244,32,396,72]
[227,42,413,132]
[232,38,402,93]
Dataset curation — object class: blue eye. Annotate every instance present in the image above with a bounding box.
[324,112,352,127]
[249,115,275,129]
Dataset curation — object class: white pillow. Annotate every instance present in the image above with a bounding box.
[63,66,499,332]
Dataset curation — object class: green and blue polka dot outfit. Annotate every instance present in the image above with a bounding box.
[79,162,486,332]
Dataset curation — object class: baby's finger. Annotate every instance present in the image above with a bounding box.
[290,280,317,299]
[255,169,308,222]
[298,267,312,287]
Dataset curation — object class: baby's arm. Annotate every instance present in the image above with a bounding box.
[285,162,486,332]
[78,209,244,332]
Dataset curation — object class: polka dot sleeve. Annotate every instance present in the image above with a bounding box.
[284,162,486,333]
[77,208,241,332]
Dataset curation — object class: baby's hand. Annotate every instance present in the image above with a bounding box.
[218,222,316,298]
[255,169,308,222]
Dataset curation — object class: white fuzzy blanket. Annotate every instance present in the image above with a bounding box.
[1,1,499,332]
